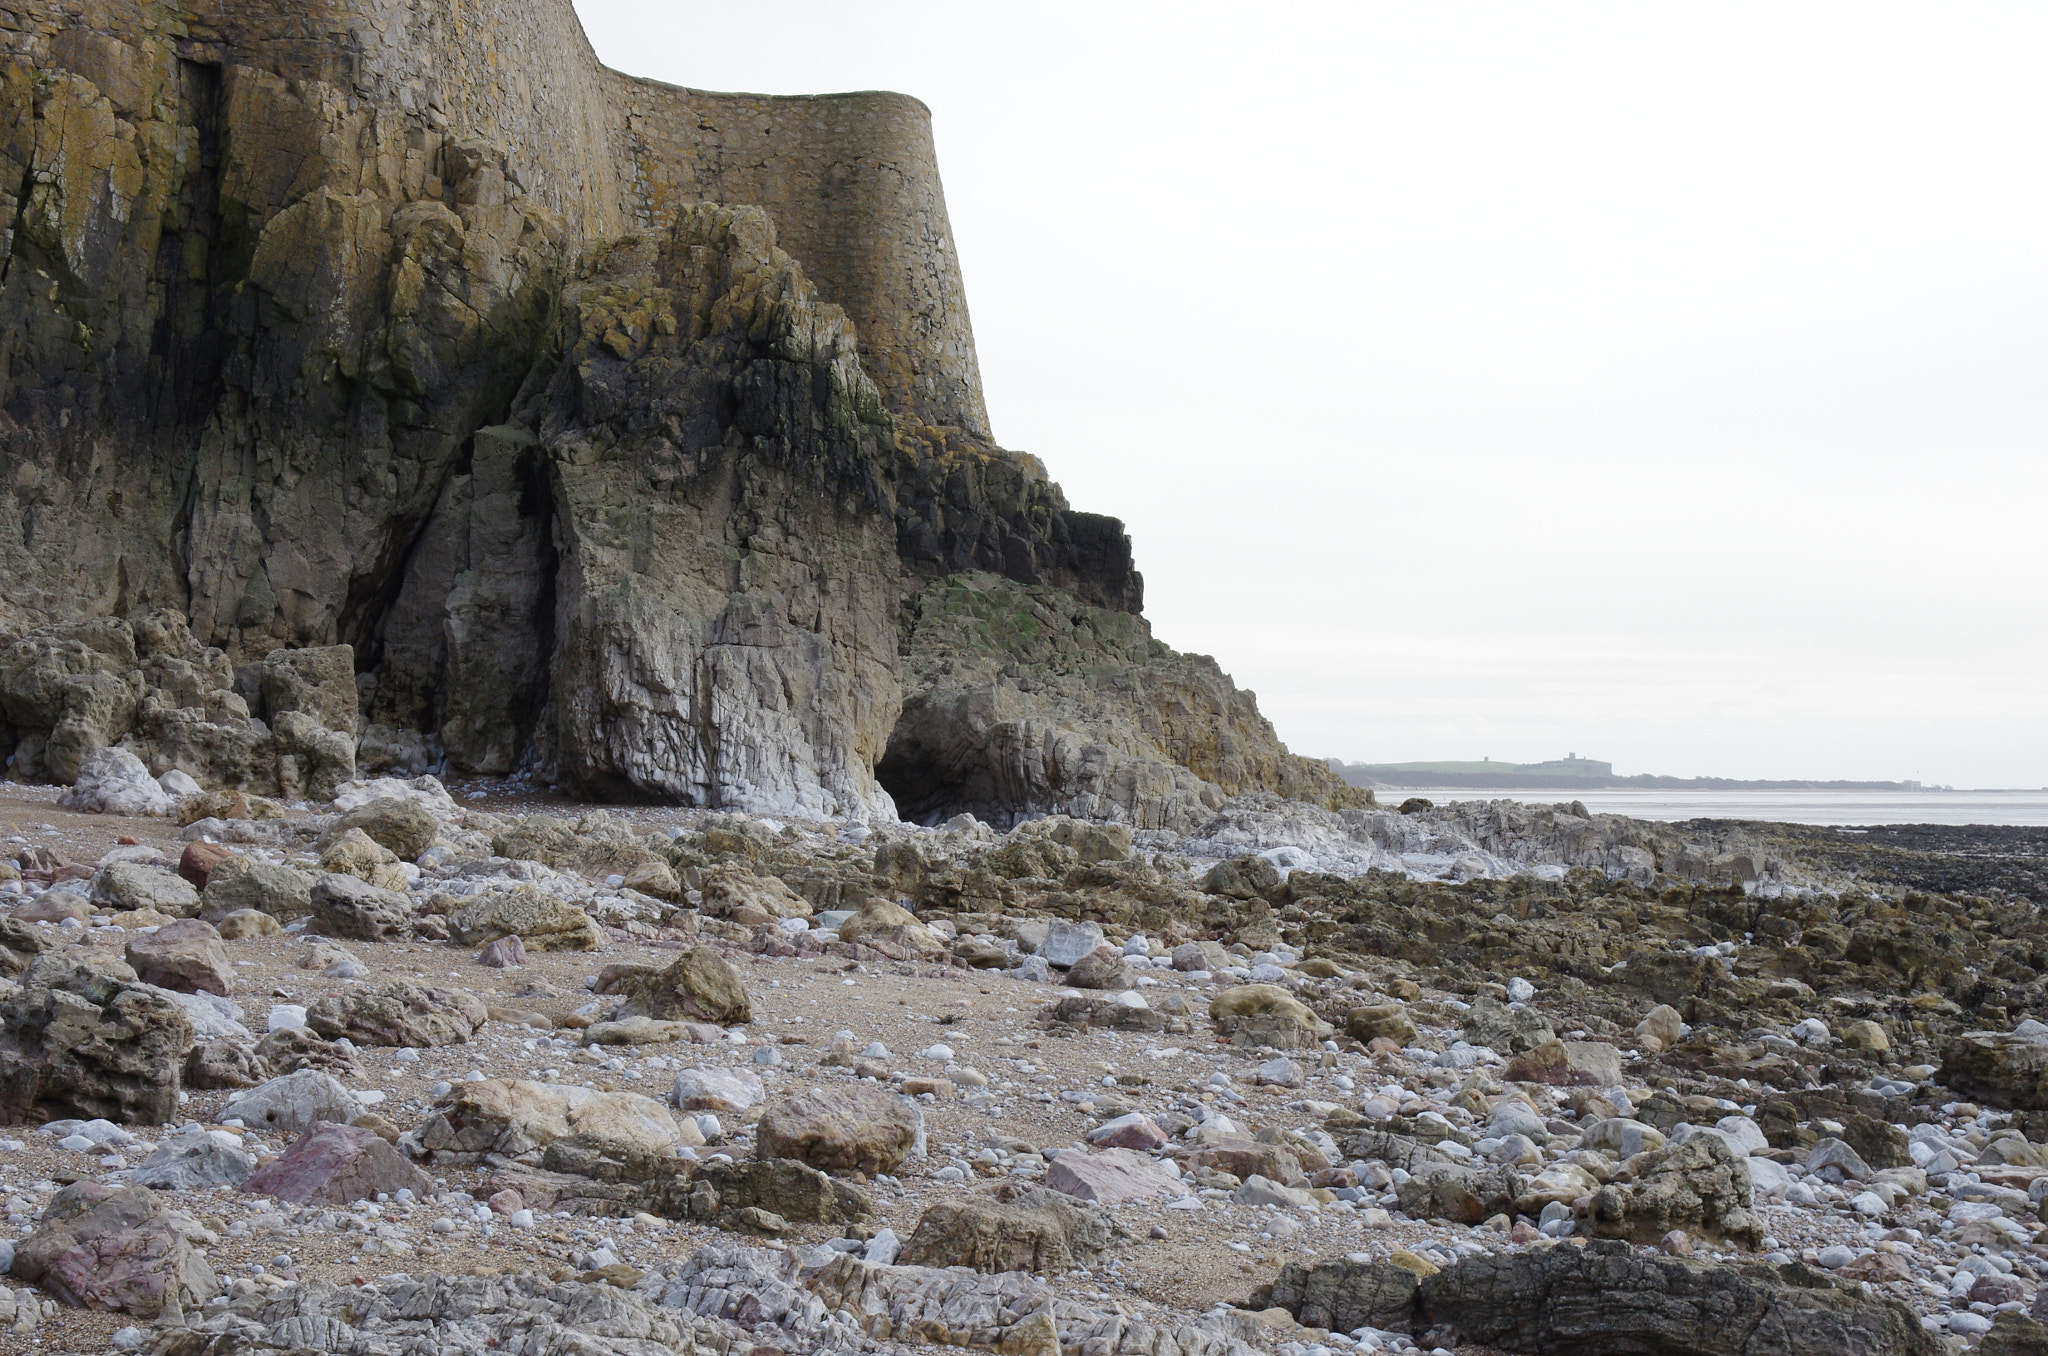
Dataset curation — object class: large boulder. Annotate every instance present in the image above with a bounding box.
[310,872,414,941]
[1260,1241,1942,1355]
[91,862,199,917]
[199,859,316,922]
[306,981,486,1047]
[124,918,233,995]
[616,947,752,1025]
[127,1128,256,1190]
[1209,983,1332,1049]
[446,884,602,951]
[325,796,440,860]
[11,1183,216,1316]
[1588,1133,1763,1250]
[1394,1164,1525,1225]
[699,868,813,923]
[904,1187,1117,1273]
[1503,1039,1625,1087]
[755,1085,920,1177]
[415,1078,698,1169]
[224,1069,365,1135]
[835,899,943,958]
[1940,1030,2048,1110]
[241,1121,434,1204]
[59,747,174,816]
[1065,945,1131,991]
[0,954,193,1124]
[317,828,408,890]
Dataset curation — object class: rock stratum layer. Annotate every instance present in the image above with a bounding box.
[0,0,1356,826]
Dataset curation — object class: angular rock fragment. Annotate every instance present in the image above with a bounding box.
[1043,1148,1183,1204]
[310,873,414,941]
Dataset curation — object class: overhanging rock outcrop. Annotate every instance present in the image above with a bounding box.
[0,0,1357,824]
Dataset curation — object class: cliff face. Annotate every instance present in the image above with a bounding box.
[0,0,1356,824]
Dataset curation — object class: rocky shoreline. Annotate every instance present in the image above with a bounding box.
[0,776,2041,1356]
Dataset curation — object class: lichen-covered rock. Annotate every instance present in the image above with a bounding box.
[755,1085,920,1177]
[1209,984,1332,1049]
[1588,1133,1763,1250]
[0,954,193,1124]
[11,1183,216,1317]
[616,947,751,1025]
[904,1187,1116,1274]
[306,981,486,1047]
[446,884,601,951]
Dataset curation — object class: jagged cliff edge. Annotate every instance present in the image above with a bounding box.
[0,0,1361,829]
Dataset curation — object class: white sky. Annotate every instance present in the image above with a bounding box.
[575,1,2048,789]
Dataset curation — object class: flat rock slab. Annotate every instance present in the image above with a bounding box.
[1043,1148,1182,1205]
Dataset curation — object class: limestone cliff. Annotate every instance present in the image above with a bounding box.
[0,0,1355,824]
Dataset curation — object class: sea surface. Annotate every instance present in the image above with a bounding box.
[1389,787,2048,827]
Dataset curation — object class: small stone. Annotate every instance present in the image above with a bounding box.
[478,935,528,968]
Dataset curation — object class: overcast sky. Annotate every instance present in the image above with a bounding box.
[575,1,2047,789]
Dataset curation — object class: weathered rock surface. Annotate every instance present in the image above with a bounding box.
[310,874,414,941]
[126,1127,256,1190]
[241,1121,434,1204]
[306,982,486,1047]
[0,954,192,1124]
[755,1085,920,1177]
[325,797,440,860]
[415,1078,695,1167]
[1940,1030,2048,1110]
[224,1070,364,1136]
[12,1183,216,1317]
[1209,984,1332,1049]
[904,1187,1117,1273]
[123,918,232,995]
[1260,1242,1942,1355]
[446,885,601,950]
[92,862,197,916]
[615,948,752,1026]
[199,860,316,922]
[1587,1133,1763,1249]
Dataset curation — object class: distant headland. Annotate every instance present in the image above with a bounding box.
[1328,754,1939,793]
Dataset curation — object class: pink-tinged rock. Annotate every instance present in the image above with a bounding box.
[12,1183,216,1316]
[488,1188,524,1215]
[178,841,237,890]
[240,1120,434,1205]
[124,918,233,995]
[1086,1113,1169,1151]
[1043,1148,1182,1205]
[478,935,528,968]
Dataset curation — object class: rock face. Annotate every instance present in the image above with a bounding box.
[0,0,1344,830]
[11,1183,217,1317]
[1260,1242,1942,1356]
